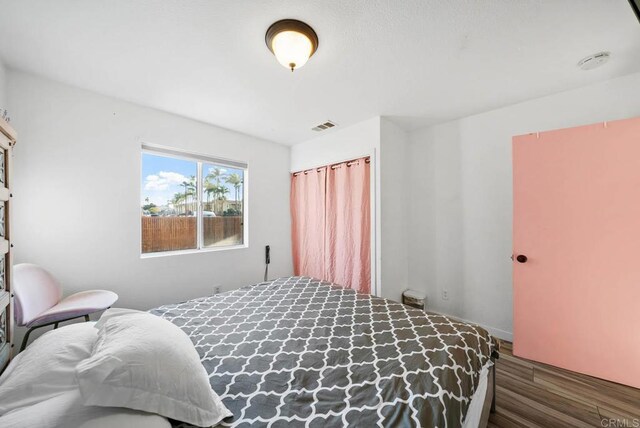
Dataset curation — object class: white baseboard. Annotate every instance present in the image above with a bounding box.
[470,322,513,342]
[429,310,513,342]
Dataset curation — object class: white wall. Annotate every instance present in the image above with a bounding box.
[0,58,7,111]
[379,119,409,302]
[11,63,640,347]
[8,71,293,320]
[291,117,382,296]
[408,71,640,340]
[290,117,381,172]
[290,117,411,302]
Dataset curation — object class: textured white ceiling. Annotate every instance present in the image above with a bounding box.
[0,1,638,145]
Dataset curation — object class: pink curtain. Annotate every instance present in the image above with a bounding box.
[325,159,371,293]
[290,158,371,294]
[291,168,326,279]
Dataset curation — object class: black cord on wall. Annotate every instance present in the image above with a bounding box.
[264,245,270,282]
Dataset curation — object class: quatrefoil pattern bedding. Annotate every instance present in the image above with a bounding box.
[150,277,495,428]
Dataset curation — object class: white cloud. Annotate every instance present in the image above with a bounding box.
[207,167,227,174]
[144,171,188,191]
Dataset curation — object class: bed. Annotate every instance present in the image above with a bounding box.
[150,277,498,428]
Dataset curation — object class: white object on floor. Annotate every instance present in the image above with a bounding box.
[0,390,170,428]
[402,289,426,309]
[0,322,97,415]
[403,289,426,300]
[77,308,232,427]
[462,360,493,428]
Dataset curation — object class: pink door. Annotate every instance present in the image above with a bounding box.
[513,117,640,389]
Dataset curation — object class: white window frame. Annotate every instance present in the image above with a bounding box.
[140,143,249,258]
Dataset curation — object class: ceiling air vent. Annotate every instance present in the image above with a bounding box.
[312,120,337,132]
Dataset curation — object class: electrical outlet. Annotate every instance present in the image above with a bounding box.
[213,286,221,295]
[441,290,449,300]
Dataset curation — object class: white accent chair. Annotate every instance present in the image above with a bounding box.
[13,263,118,351]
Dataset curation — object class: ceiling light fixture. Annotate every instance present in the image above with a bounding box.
[577,52,611,71]
[266,19,318,72]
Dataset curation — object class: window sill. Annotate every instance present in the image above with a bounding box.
[140,244,248,259]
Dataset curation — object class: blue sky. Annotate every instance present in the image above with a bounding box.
[141,153,243,206]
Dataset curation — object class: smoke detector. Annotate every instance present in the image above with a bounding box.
[312,120,337,132]
[577,52,611,71]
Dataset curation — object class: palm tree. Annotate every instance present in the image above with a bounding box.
[215,185,229,200]
[180,176,196,214]
[206,184,225,214]
[225,173,243,213]
[171,192,184,214]
[180,181,190,214]
[203,180,216,205]
[203,183,214,209]
[206,167,227,187]
[172,192,184,205]
[205,168,228,213]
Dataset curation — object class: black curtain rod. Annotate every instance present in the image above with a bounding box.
[292,157,370,176]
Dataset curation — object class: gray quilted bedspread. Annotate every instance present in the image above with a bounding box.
[150,277,495,428]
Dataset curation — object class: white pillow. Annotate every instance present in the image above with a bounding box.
[0,322,98,415]
[92,307,138,328]
[76,309,232,427]
[0,390,171,428]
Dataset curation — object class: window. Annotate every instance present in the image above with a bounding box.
[141,145,246,255]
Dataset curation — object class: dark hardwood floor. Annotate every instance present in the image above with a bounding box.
[489,341,640,427]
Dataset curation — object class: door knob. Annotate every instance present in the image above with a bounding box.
[516,255,528,263]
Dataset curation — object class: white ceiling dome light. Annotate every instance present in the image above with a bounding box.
[577,52,611,71]
[266,19,318,72]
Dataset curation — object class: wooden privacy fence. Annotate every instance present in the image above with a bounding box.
[202,216,243,247]
[142,216,243,253]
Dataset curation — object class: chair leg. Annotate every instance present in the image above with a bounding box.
[20,327,35,352]
[20,315,93,352]
[491,365,496,413]
[491,351,499,413]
